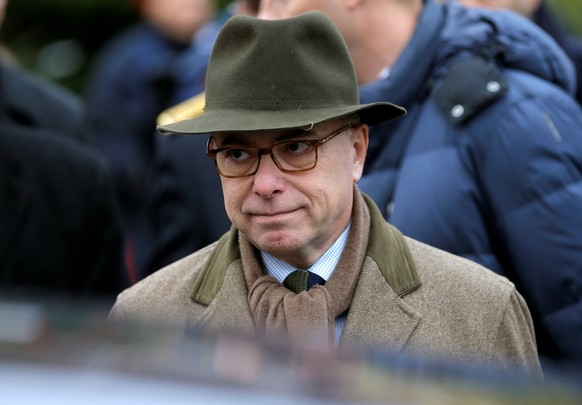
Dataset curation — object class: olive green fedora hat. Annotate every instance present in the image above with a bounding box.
[158,11,406,135]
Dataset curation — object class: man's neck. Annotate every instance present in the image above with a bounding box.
[261,223,352,283]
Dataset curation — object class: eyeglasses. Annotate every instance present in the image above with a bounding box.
[206,124,354,178]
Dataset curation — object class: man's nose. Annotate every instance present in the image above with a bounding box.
[252,153,285,198]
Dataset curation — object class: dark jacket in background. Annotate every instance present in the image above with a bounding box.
[0,122,127,301]
[0,61,127,301]
[0,62,85,141]
[357,0,582,369]
[83,21,217,278]
[123,16,229,278]
[83,22,193,202]
[137,134,231,278]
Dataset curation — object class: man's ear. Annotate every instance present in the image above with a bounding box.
[351,124,368,182]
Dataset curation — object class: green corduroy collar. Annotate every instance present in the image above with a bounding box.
[190,193,420,305]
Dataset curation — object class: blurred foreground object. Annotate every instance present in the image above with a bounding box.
[0,298,581,404]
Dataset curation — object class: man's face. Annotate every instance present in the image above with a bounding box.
[141,0,216,44]
[212,119,368,269]
[236,0,260,15]
[259,0,330,20]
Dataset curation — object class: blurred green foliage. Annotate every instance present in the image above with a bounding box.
[0,0,579,95]
[1,0,139,93]
[549,0,582,34]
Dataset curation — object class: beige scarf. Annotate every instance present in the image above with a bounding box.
[240,189,370,345]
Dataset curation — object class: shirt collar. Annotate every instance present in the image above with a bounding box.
[261,223,352,283]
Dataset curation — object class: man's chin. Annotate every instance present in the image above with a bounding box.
[252,232,301,255]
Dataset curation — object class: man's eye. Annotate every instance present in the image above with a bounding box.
[226,148,253,161]
[284,142,311,154]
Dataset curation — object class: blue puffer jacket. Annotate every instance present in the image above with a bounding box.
[358,0,582,367]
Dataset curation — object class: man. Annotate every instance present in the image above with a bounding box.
[84,0,218,279]
[259,0,582,370]
[457,0,582,104]
[0,1,128,300]
[110,12,541,377]
[135,0,261,277]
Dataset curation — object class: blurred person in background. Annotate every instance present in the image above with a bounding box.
[0,61,85,142]
[0,0,128,302]
[233,0,261,15]
[83,0,218,281]
[0,122,128,302]
[137,0,260,277]
[259,0,582,372]
[457,0,582,104]
[111,12,542,378]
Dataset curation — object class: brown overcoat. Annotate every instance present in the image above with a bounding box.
[110,194,542,377]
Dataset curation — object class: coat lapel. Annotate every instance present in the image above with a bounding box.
[341,257,421,353]
[189,191,423,349]
[195,255,422,352]
[194,260,255,335]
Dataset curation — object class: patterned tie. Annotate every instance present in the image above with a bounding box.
[283,270,326,294]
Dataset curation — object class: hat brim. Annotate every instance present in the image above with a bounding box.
[157,102,406,135]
